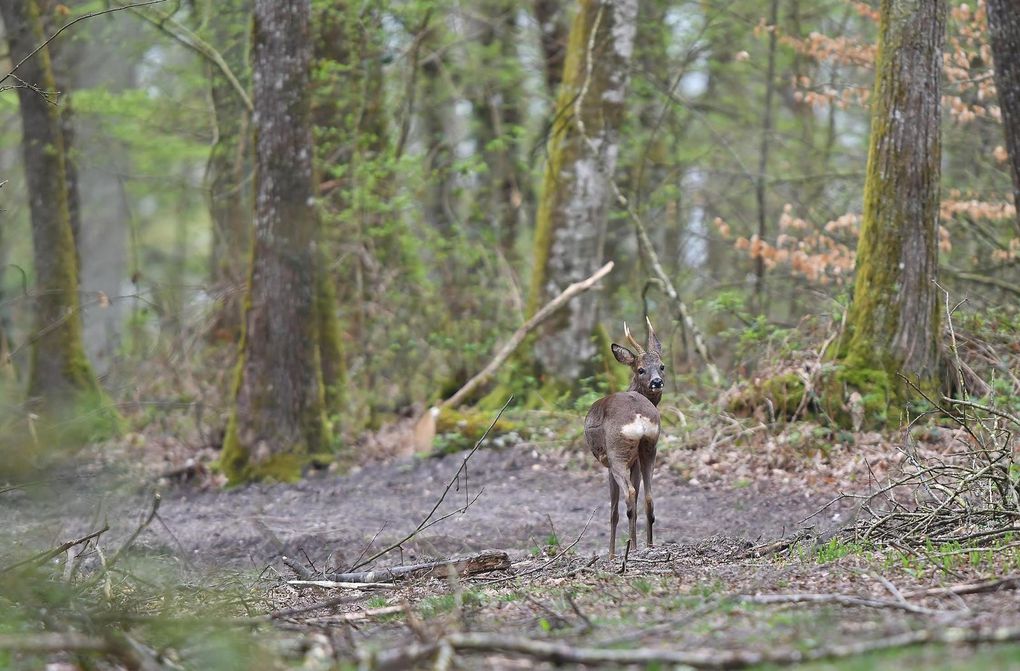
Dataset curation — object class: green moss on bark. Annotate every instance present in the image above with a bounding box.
[828,0,945,425]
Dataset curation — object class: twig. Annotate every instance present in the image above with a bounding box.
[0,0,167,89]
[0,524,109,574]
[351,398,512,570]
[482,507,597,585]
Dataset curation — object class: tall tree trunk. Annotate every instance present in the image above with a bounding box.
[532,0,568,95]
[202,0,252,340]
[472,0,525,260]
[528,0,639,384]
[0,0,101,408]
[987,0,1020,236]
[420,21,455,233]
[222,0,331,482]
[836,0,945,413]
[49,0,135,374]
[753,0,780,315]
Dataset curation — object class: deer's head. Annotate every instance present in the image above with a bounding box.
[610,318,665,406]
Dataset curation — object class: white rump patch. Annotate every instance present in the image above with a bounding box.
[620,414,659,441]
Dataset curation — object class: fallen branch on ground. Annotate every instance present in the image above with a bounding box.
[740,592,947,616]
[362,625,1020,670]
[321,551,510,584]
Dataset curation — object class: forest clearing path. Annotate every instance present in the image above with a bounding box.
[149,442,839,571]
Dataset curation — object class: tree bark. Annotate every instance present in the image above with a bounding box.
[51,1,136,374]
[986,0,1020,236]
[472,0,525,259]
[0,0,100,406]
[532,0,568,95]
[222,0,330,482]
[836,0,945,410]
[527,0,639,384]
[201,0,253,340]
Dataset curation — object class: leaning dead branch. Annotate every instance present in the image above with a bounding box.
[438,261,614,410]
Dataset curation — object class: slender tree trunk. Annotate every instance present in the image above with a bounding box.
[753,0,780,315]
[528,0,639,384]
[472,0,525,260]
[202,0,252,340]
[47,1,136,374]
[532,0,568,95]
[986,0,1020,236]
[222,0,330,482]
[0,0,100,407]
[837,0,945,408]
[420,21,455,233]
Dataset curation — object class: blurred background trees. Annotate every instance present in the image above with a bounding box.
[1,0,1018,478]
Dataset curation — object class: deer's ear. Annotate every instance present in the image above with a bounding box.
[611,343,635,365]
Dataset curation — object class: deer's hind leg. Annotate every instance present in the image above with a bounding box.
[627,461,641,552]
[609,460,635,558]
[639,444,657,547]
[608,470,620,559]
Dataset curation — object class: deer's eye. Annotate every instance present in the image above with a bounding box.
[637,368,645,375]
[660,364,665,371]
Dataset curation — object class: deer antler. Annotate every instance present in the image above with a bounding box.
[623,322,645,355]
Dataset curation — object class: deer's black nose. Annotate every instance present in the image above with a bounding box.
[650,378,663,390]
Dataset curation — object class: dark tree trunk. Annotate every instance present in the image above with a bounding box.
[202,0,252,340]
[987,0,1020,235]
[836,0,946,411]
[0,0,99,406]
[532,0,568,94]
[472,0,525,259]
[222,0,330,482]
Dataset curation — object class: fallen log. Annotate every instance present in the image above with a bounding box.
[295,550,511,585]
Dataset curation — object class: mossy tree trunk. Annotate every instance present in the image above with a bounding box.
[987,0,1020,235]
[527,0,638,384]
[202,0,252,341]
[835,0,946,415]
[0,0,101,408]
[222,0,330,482]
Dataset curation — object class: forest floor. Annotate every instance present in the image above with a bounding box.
[5,414,1020,669]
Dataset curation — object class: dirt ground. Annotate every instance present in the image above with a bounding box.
[5,430,1020,669]
[4,438,845,573]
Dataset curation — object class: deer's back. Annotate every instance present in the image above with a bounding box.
[584,392,660,467]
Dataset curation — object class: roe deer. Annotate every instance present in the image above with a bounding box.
[584,319,664,558]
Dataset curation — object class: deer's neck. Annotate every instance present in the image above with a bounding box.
[628,381,662,407]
